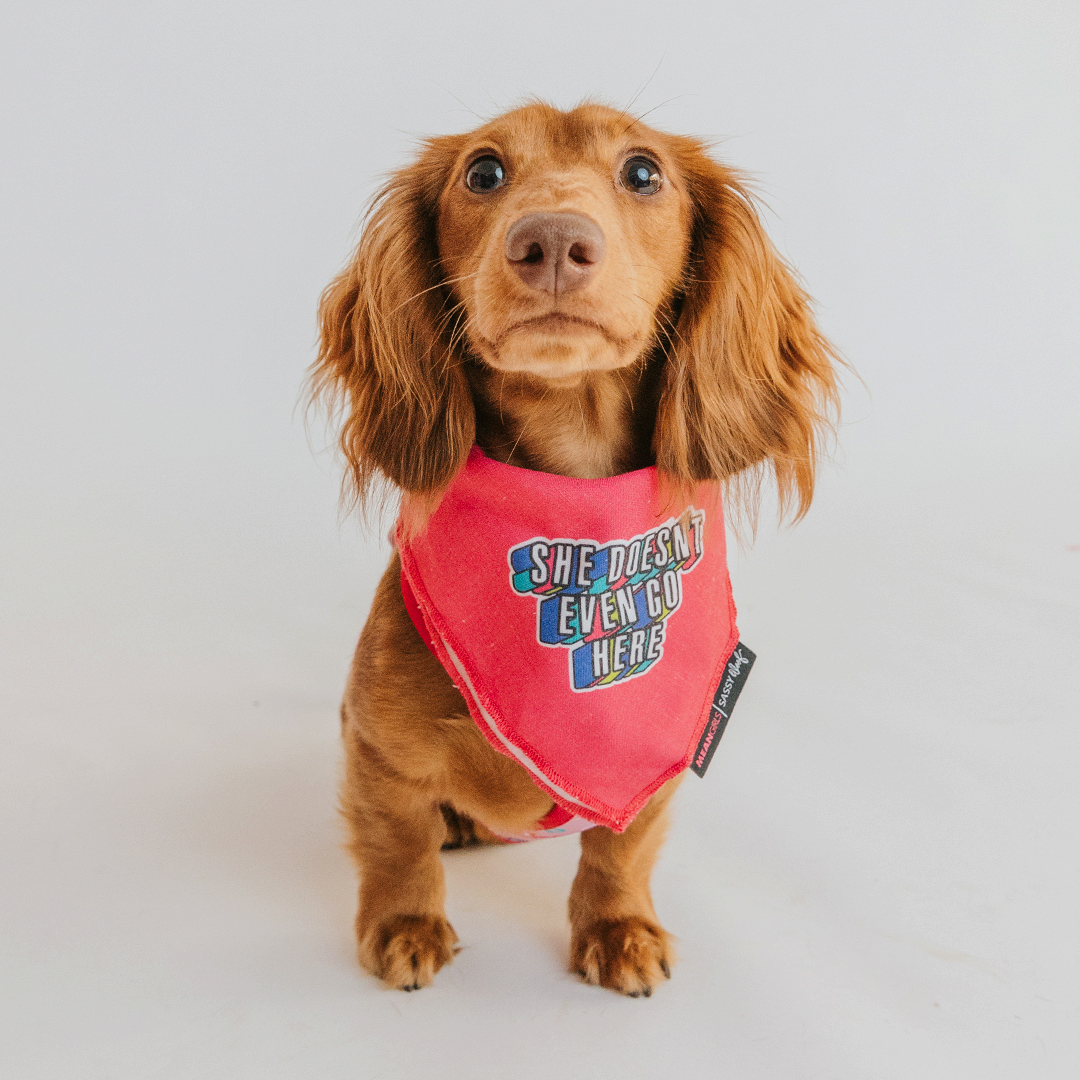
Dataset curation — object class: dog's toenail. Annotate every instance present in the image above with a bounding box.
[642,986,652,997]
[660,960,671,978]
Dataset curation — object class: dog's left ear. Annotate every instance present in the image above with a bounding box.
[655,143,841,522]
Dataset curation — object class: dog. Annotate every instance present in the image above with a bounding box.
[311,101,839,996]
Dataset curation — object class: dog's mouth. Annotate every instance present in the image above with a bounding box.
[476,310,641,379]
[502,312,609,340]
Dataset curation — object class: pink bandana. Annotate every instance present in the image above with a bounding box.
[397,448,740,836]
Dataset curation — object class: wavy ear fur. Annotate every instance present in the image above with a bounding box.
[309,140,475,515]
[656,142,841,524]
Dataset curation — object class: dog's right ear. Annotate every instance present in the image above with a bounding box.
[310,141,475,515]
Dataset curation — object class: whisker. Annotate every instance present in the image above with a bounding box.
[441,308,473,371]
[507,383,551,463]
[622,95,691,135]
[388,271,479,316]
[426,81,487,123]
[619,50,668,122]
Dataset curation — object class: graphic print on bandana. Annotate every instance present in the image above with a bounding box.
[508,509,706,692]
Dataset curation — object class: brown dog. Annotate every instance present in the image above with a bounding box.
[311,101,839,996]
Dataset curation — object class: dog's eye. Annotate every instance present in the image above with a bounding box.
[620,156,662,195]
[466,156,506,193]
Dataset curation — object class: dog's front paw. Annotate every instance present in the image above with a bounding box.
[359,913,459,991]
[571,916,673,997]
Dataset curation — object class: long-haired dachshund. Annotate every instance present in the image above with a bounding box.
[311,101,839,996]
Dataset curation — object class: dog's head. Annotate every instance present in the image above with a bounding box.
[313,101,839,521]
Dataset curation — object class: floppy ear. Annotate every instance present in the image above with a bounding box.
[655,143,841,523]
[309,141,475,514]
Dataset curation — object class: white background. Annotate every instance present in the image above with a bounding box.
[2,1,1078,1077]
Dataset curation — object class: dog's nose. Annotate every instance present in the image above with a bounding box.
[504,212,605,294]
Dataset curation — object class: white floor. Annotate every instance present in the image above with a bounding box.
[3,447,1078,1080]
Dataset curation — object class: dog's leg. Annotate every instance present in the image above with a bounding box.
[568,774,683,996]
[342,734,459,991]
[439,803,507,849]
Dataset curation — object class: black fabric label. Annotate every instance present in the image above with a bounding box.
[690,642,756,778]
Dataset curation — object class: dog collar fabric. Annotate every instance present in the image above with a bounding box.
[397,446,740,835]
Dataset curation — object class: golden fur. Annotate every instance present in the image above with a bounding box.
[311,102,840,995]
